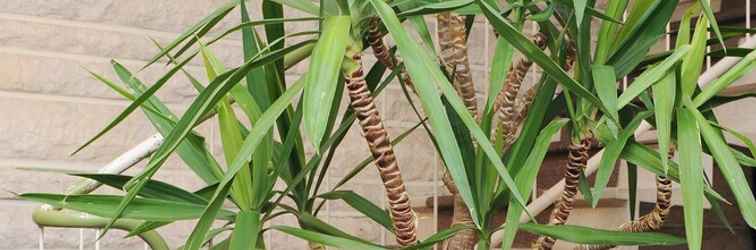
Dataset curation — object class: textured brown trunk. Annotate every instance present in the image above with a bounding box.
[513,42,575,128]
[366,18,414,92]
[574,149,675,250]
[436,11,481,250]
[344,52,418,246]
[438,12,478,117]
[492,33,547,151]
[533,137,592,250]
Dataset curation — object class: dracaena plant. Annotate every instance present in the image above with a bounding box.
[18,0,756,250]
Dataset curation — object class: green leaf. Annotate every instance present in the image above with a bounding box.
[574,0,587,28]
[609,0,679,77]
[593,65,619,123]
[318,191,392,231]
[372,0,531,225]
[141,2,236,69]
[593,111,652,207]
[698,0,725,48]
[403,225,471,250]
[19,193,233,221]
[680,15,709,97]
[617,45,690,108]
[687,106,756,229]
[693,49,756,107]
[717,125,756,159]
[71,53,195,155]
[370,0,478,224]
[199,44,255,210]
[296,213,378,245]
[303,16,351,148]
[270,0,320,15]
[478,0,613,118]
[271,226,386,250]
[594,0,629,64]
[620,142,728,203]
[229,210,260,250]
[72,174,207,204]
[399,0,475,17]
[110,61,223,183]
[183,79,305,250]
[518,224,686,246]
[675,106,704,250]
[499,119,568,250]
[652,72,676,174]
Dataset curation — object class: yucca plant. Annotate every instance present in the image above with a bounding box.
[18,0,756,250]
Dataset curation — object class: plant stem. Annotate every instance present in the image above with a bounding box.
[534,136,592,250]
[343,44,418,246]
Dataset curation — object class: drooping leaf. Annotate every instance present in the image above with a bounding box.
[478,0,613,118]
[318,191,392,231]
[72,174,207,204]
[372,0,532,225]
[617,45,690,109]
[687,106,756,229]
[499,119,568,250]
[183,79,305,250]
[19,193,233,221]
[592,111,652,207]
[518,224,686,246]
[271,226,386,250]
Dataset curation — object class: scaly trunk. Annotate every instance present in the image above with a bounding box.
[492,33,547,151]
[366,18,414,91]
[574,149,674,250]
[533,137,592,250]
[513,42,575,128]
[343,51,418,246]
[438,12,478,117]
[437,11,480,250]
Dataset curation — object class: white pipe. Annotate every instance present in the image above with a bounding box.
[490,35,756,247]
[64,133,164,195]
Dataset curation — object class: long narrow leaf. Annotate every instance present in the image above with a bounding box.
[183,79,305,250]
[593,111,652,207]
[20,193,233,221]
[303,16,351,147]
[652,72,676,174]
[687,105,756,229]
[518,224,686,246]
[499,119,568,250]
[617,45,690,109]
[676,107,704,250]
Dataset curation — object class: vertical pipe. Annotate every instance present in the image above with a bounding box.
[94,229,101,250]
[79,229,84,250]
[748,0,752,38]
[38,227,44,250]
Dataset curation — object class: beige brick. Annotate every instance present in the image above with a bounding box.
[0,50,202,103]
[0,96,153,161]
[0,16,244,67]
[382,86,425,126]
[0,0,247,34]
